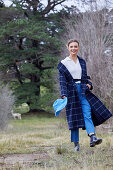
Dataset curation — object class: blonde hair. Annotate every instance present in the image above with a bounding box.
[67,39,79,47]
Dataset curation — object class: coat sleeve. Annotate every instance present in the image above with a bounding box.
[59,71,68,97]
[84,60,93,90]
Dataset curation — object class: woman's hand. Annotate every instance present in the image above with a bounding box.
[86,84,91,90]
[62,96,66,99]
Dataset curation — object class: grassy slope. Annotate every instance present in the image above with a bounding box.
[0,113,113,170]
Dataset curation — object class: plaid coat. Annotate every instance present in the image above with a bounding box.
[57,56,112,130]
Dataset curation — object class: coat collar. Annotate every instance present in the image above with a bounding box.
[57,61,73,80]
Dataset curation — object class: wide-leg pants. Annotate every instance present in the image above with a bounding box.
[71,83,95,143]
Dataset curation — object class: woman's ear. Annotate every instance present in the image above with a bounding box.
[78,46,80,51]
[66,44,68,49]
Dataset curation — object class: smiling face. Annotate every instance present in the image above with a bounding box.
[68,42,80,56]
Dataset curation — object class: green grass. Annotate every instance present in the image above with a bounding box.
[0,113,113,169]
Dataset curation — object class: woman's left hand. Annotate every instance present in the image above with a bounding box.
[86,84,91,90]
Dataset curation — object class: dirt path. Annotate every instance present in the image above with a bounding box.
[0,151,50,169]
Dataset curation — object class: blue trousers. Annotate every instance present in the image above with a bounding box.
[71,83,95,143]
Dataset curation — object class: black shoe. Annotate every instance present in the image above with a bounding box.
[90,134,102,147]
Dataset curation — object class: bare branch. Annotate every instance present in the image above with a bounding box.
[61,4,113,112]
[42,0,66,14]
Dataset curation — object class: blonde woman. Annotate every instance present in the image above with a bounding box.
[57,39,112,151]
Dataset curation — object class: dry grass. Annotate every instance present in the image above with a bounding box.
[0,114,112,169]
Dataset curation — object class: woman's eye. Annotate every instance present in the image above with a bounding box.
[70,46,78,48]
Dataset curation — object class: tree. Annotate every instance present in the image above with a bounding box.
[0,0,4,8]
[60,6,113,113]
[0,0,67,111]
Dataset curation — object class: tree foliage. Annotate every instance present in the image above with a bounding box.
[0,0,68,111]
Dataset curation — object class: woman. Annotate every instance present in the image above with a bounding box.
[57,39,112,151]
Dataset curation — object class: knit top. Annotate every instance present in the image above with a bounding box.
[61,57,82,82]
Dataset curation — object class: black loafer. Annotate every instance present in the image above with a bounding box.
[90,134,102,147]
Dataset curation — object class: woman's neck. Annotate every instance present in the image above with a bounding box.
[69,54,77,62]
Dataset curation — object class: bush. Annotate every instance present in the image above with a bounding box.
[0,85,14,130]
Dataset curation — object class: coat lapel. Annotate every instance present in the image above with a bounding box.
[57,61,74,81]
[77,56,85,79]
[57,56,85,80]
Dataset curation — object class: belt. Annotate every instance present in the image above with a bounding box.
[73,76,91,83]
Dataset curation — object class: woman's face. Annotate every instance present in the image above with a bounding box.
[68,42,79,55]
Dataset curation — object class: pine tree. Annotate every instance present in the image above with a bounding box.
[0,0,66,111]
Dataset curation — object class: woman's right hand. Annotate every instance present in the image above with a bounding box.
[62,96,66,99]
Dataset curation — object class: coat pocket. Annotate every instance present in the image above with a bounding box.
[85,84,90,91]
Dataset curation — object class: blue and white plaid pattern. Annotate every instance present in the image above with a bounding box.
[57,56,112,130]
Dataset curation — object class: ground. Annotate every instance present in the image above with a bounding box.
[0,112,112,170]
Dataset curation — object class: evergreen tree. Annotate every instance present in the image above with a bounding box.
[0,0,67,111]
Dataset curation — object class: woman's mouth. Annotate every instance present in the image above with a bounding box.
[71,50,76,53]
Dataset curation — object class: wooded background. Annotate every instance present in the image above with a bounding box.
[0,0,113,119]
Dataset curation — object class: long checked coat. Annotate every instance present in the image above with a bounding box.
[57,56,112,130]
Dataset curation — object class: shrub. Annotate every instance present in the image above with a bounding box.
[0,85,14,130]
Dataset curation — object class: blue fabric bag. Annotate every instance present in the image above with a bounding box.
[53,97,67,117]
